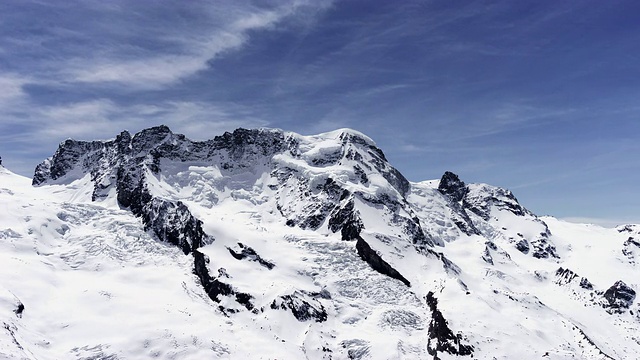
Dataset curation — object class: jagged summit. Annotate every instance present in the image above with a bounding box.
[434,170,556,258]
[33,126,383,183]
[32,126,557,262]
[438,171,530,220]
[437,171,467,202]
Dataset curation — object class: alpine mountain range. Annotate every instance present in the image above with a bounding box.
[0,125,638,359]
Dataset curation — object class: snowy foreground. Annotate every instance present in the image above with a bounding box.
[0,126,639,359]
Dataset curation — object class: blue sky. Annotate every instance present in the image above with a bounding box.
[1,0,639,225]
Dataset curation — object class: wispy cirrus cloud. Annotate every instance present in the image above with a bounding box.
[9,99,266,141]
[0,73,30,105]
[1,0,334,90]
[62,1,333,89]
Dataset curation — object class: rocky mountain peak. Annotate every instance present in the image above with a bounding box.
[438,171,467,202]
[336,128,377,148]
[131,125,184,154]
[114,130,132,154]
[213,128,286,162]
[431,170,557,258]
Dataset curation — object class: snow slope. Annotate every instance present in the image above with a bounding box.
[1,126,639,359]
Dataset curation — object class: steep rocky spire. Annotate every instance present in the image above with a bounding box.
[438,171,468,202]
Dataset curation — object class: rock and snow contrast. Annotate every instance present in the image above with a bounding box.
[1,125,639,359]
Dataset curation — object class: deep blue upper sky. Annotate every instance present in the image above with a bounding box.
[1,0,639,225]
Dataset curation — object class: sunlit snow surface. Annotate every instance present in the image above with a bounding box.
[1,129,640,359]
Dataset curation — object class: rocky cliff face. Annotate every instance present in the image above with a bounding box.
[425,291,474,358]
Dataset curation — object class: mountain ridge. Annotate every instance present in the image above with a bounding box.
[0,125,638,359]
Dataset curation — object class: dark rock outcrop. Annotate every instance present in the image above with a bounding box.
[531,237,557,259]
[482,245,494,265]
[213,128,286,164]
[510,230,557,259]
[624,237,640,248]
[555,267,593,290]
[618,225,638,234]
[603,280,636,311]
[426,291,474,358]
[438,171,468,203]
[556,268,578,285]
[515,239,530,254]
[328,197,364,241]
[580,278,594,290]
[270,291,327,322]
[227,242,275,270]
[437,172,480,236]
[140,198,207,255]
[424,248,461,276]
[134,190,257,311]
[193,250,254,310]
[623,237,640,259]
[355,237,410,287]
[14,302,24,318]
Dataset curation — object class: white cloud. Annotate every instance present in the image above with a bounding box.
[131,101,269,140]
[231,9,282,32]
[34,99,121,138]
[72,55,214,88]
[28,99,268,141]
[67,1,333,89]
[0,73,29,105]
[398,144,425,153]
[70,33,244,89]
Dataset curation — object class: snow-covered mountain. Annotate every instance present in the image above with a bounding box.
[1,126,638,359]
